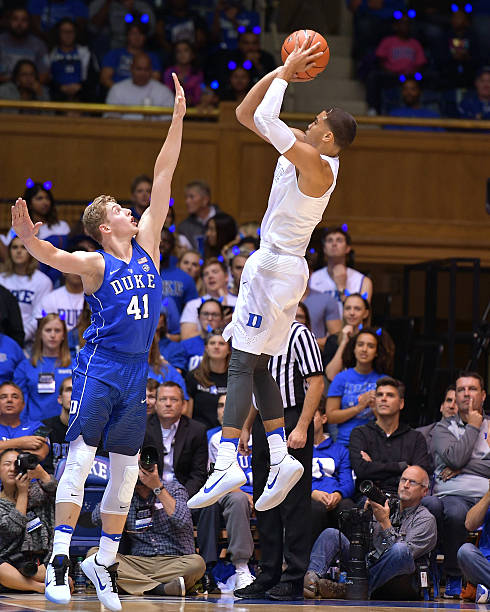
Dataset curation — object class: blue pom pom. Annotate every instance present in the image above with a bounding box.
[451,3,459,11]
[168,224,175,233]
[140,13,149,23]
[243,60,252,70]
[41,309,47,317]
[232,246,240,255]
[207,324,213,332]
[376,327,382,336]
[464,3,472,12]
[217,255,224,262]
[26,178,34,188]
[309,248,315,254]
[399,74,406,83]
[199,259,204,266]
[341,223,348,232]
[414,72,422,81]
[59,313,66,321]
[407,9,416,18]
[252,25,261,34]
[210,80,219,90]
[43,180,52,190]
[358,323,363,330]
[393,10,403,19]
[237,25,246,33]
[228,61,237,70]
[361,292,368,299]
[124,13,133,22]
[169,197,174,207]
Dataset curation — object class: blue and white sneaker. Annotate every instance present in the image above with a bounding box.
[187,460,246,509]
[255,454,304,512]
[476,584,489,603]
[443,575,462,598]
[81,554,121,612]
[45,554,71,604]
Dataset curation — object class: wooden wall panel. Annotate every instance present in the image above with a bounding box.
[1,106,489,265]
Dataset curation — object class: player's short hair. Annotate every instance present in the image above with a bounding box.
[376,376,405,399]
[323,108,357,151]
[83,195,116,243]
[0,381,24,401]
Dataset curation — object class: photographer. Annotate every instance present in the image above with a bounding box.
[89,450,205,597]
[0,448,56,593]
[304,466,437,599]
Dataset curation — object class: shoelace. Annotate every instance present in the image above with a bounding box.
[104,562,119,593]
[52,556,70,586]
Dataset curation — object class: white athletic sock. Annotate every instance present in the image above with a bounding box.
[266,426,287,465]
[96,532,121,566]
[51,525,73,560]
[213,437,238,470]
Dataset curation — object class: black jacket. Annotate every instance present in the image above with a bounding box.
[143,413,208,498]
[0,285,24,347]
[349,421,432,495]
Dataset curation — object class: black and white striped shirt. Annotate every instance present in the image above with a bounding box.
[269,321,323,409]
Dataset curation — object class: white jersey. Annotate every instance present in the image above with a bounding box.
[34,286,84,330]
[309,266,366,318]
[260,154,339,257]
[0,270,53,342]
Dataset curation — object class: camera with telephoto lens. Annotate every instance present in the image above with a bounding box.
[139,446,159,471]
[14,452,40,476]
[9,552,40,577]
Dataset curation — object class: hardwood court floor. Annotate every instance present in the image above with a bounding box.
[0,593,485,612]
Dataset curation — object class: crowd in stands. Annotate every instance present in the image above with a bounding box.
[0,174,488,601]
[0,0,488,121]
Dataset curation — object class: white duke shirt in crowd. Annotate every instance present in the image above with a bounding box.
[105,78,174,120]
[308,266,367,318]
[34,286,84,330]
[160,419,179,484]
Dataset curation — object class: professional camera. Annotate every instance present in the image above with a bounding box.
[338,506,373,600]
[360,480,402,527]
[139,446,159,471]
[14,452,40,476]
[9,552,40,577]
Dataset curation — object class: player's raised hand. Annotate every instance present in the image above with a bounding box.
[172,72,186,120]
[282,34,323,81]
[11,198,42,242]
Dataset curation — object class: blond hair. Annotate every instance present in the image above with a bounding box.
[82,195,116,243]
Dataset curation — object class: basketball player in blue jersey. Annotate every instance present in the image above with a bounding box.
[11,74,186,612]
[188,39,357,512]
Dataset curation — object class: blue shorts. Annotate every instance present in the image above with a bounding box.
[66,345,149,455]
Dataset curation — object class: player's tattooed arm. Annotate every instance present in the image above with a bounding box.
[138,73,186,264]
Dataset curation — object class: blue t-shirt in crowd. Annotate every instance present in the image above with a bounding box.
[148,363,189,399]
[180,335,205,372]
[327,368,384,446]
[160,265,198,314]
[50,46,89,85]
[161,296,180,336]
[158,337,187,371]
[28,0,88,30]
[102,48,162,83]
[350,0,405,19]
[0,419,45,441]
[0,334,25,384]
[387,107,442,132]
[207,9,259,50]
[312,435,355,499]
[458,93,490,120]
[13,357,73,421]
[479,508,490,562]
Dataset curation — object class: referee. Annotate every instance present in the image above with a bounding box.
[235,304,324,600]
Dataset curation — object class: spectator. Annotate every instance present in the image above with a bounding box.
[458,66,490,120]
[163,40,204,107]
[0,7,49,84]
[324,292,371,381]
[155,0,209,57]
[417,384,457,446]
[0,58,50,106]
[208,0,259,52]
[48,18,97,102]
[13,313,73,421]
[23,181,70,243]
[129,173,152,221]
[0,285,25,348]
[0,382,49,460]
[349,377,432,496]
[301,287,341,351]
[0,334,25,384]
[309,226,373,318]
[89,0,156,52]
[366,15,427,114]
[424,371,488,598]
[160,227,198,315]
[387,78,441,130]
[225,29,276,84]
[67,298,90,358]
[89,461,206,596]
[105,52,174,120]
[326,328,394,447]
[100,22,161,91]
[439,9,480,89]
[42,376,71,473]
[156,311,188,371]
[34,272,84,331]
[235,314,324,600]
[180,298,224,371]
[228,249,249,297]
[304,466,436,599]
[28,0,88,35]
[186,329,230,429]
[194,84,220,116]
[0,449,57,593]
[180,258,236,339]
[204,212,238,260]
[145,378,158,416]
[143,381,208,499]
[177,180,219,253]
[178,249,204,295]
[221,65,252,104]
[458,481,490,603]
[310,399,354,546]
[0,236,52,346]
[147,334,188,397]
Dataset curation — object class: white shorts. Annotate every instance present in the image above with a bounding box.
[223,247,308,356]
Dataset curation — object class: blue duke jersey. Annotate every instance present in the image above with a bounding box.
[84,239,162,354]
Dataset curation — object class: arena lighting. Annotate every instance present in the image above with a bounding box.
[243,60,252,70]
[168,224,175,233]
[43,181,52,190]
[169,197,174,207]
[414,72,423,81]
[25,178,34,188]
[252,25,261,34]
[407,9,416,18]
[140,13,149,23]
[393,10,403,19]
[124,13,133,23]
[451,3,459,11]
[228,61,237,70]
[464,3,472,11]
[399,74,407,82]
[341,223,349,232]
[210,80,219,89]
[237,25,246,33]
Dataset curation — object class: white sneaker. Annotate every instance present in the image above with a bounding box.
[81,554,121,612]
[187,460,246,509]
[235,568,255,590]
[45,554,71,605]
[254,454,304,511]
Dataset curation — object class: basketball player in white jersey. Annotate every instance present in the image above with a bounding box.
[188,37,356,511]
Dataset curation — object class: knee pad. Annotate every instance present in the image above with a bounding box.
[100,452,139,515]
[56,436,97,506]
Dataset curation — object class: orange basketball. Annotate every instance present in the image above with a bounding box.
[281,29,330,81]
